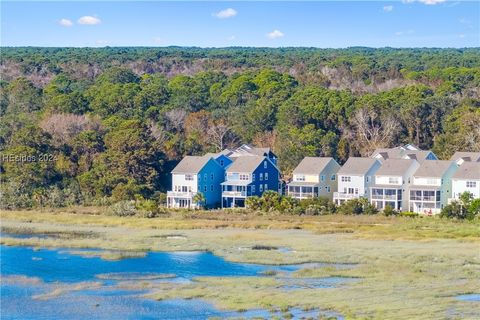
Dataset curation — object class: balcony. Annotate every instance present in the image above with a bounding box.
[333,192,364,200]
[222,191,247,198]
[167,191,195,198]
[288,192,316,199]
[371,194,398,200]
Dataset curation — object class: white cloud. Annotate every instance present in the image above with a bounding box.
[59,18,73,27]
[459,34,466,38]
[402,0,446,5]
[78,16,101,25]
[227,35,236,41]
[266,30,284,39]
[214,8,237,19]
[383,5,394,12]
[95,40,108,46]
[395,29,415,36]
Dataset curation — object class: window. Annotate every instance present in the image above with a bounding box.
[296,175,305,182]
[264,184,268,191]
[204,185,207,192]
[341,176,351,182]
[185,174,194,181]
[331,174,336,181]
[355,188,359,195]
[260,173,263,181]
[265,173,269,181]
[252,185,256,193]
[211,173,214,180]
[264,161,267,169]
[239,174,249,180]
[220,160,224,166]
[466,181,477,188]
[252,174,255,181]
[321,175,325,182]
[366,176,371,183]
[326,186,331,193]
[211,185,214,191]
[259,184,263,192]
[204,173,207,181]
[388,177,399,184]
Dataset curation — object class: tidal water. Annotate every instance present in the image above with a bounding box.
[0,244,345,319]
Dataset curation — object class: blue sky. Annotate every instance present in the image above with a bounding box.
[2,1,479,48]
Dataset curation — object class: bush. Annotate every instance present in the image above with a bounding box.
[299,197,336,215]
[382,204,398,216]
[399,211,419,218]
[135,198,167,218]
[107,200,137,216]
[337,198,378,215]
[440,201,467,219]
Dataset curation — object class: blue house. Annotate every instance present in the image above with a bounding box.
[167,156,225,209]
[221,155,280,208]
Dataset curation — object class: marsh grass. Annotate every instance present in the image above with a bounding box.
[1,208,480,318]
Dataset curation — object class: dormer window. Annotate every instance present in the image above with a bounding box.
[264,161,267,169]
[220,160,224,166]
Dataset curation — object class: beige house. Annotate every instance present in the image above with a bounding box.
[287,157,340,200]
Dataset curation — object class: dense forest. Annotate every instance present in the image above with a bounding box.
[1,47,479,209]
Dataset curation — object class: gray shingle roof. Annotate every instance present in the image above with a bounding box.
[338,157,379,175]
[292,157,335,175]
[171,156,212,174]
[371,147,434,162]
[452,162,480,180]
[413,160,454,178]
[230,144,273,158]
[226,155,265,173]
[375,159,417,176]
[450,152,480,162]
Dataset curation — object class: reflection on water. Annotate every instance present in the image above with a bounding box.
[1,243,346,319]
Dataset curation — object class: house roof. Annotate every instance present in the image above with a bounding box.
[204,149,234,159]
[375,159,417,176]
[226,155,266,173]
[171,156,213,174]
[413,160,454,178]
[449,152,480,162]
[403,150,434,162]
[452,162,480,180]
[292,157,335,175]
[371,146,434,162]
[230,144,275,158]
[338,157,379,175]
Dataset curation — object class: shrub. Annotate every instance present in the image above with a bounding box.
[383,204,398,216]
[440,201,468,219]
[107,200,137,216]
[337,198,378,215]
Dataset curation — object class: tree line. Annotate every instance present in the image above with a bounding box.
[0,47,479,209]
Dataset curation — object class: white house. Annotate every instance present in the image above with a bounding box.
[370,159,420,211]
[451,162,480,201]
[287,157,340,200]
[449,151,480,165]
[408,160,458,215]
[333,157,381,205]
[167,156,225,209]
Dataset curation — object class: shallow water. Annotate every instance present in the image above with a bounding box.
[456,294,480,302]
[1,243,345,319]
